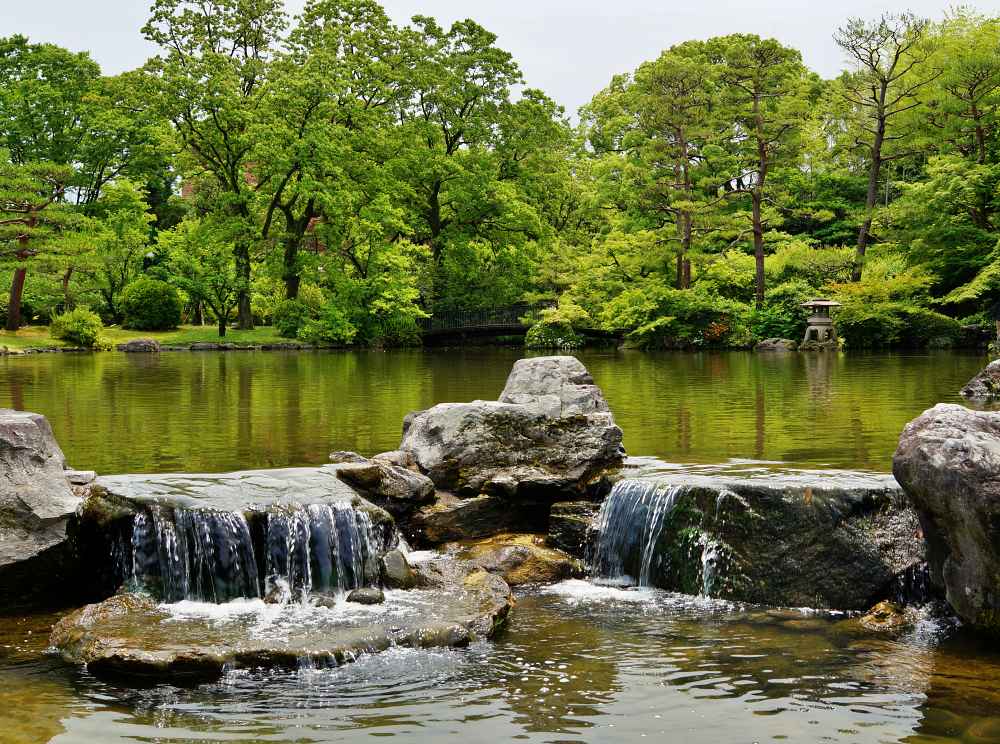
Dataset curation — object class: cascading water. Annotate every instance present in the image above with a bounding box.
[588,479,727,596]
[125,502,390,603]
[587,480,685,587]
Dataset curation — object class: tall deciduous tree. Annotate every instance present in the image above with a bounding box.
[834,13,938,281]
[141,0,287,329]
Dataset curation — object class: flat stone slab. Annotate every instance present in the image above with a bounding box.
[95,466,362,511]
[52,569,512,682]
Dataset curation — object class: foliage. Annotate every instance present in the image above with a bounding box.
[49,307,104,347]
[837,302,962,348]
[121,277,182,331]
[5,5,1000,350]
[272,299,314,339]
[602,285,752,349]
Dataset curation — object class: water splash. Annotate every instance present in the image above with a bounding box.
[127,502,389,603]
[587,480,685,587]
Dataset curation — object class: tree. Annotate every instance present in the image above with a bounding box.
[0,36,99,166]
[620,45,721,288]
[84,180,155,322]
[161,217,242,337]
[924,11,1000,165]
[256,0,412,300]
[0,159,77,329]
[708,35,809,307]
[141,0,288,329]
[834,13,938,281]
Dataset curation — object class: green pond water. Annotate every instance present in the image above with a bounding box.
[0,348,987,473]
[1,349,999,743]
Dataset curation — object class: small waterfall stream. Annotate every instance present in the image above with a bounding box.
[125,503,390,603]
[587,479,728,595]
[587,480,686,587]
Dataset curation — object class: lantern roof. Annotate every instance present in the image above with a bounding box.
[800,299,842,308]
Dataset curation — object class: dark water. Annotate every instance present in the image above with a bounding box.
[2,349,998,743]
[0,349,986,473]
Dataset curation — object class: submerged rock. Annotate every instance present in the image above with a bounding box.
[399,356,625,501]
[960,359,1000,399]
[894,404,1000,633]
[452,533,583,586]
[0,410,82,612]
[346,587,385,605]
[588,469,925,611]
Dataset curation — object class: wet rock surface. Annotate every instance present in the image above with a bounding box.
[547,501,600,556]
[399,356,625,500]
[589,466,925,611]
[51,571,512,682]
[0,410,82,612]
[410,492,547,544]
[894,404,1000,633]
[450,533,583,586]
[334,456,435,519]
[961,359,1000,399]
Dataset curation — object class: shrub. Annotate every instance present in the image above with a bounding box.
[602,285,752,349]
[526,319,583,350]
[751,280,816,341]
[272,299,314,339]
[897,306,962,348]
[121,277,182,330]
[836,301,962,349]
[49,308,104,348]
[297,303,358,346]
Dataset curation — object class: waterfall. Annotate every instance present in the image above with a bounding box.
[127,502,390,603]
[587,480,685,587]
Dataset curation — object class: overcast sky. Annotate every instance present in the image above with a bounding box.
[3,1,999,114]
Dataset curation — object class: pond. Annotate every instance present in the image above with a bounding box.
[1,349,998,744]
[0,348,987,474]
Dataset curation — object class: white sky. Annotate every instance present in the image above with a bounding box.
[3,0,998,114]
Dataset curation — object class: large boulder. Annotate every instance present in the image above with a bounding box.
[399,356,625,499]
[0,410,82,611]
[960,359,1000,399]
[893,404,1000,633]
[588,470,925,611]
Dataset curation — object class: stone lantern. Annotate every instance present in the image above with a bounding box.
[800,299,842,346]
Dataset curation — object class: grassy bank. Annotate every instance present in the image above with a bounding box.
[0,325,294,352]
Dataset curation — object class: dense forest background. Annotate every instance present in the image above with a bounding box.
[2,0,1000,349]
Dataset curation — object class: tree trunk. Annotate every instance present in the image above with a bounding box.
[192,300,204,326]
[218,315,227,338]
[6,267,27,331]
[676,253,684,289]
[62,267,74,310]
[234,243,254,330]
[283,231,302,300]
[854,94,887,282]
[752,191,765,309]
[682,259,692,290]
